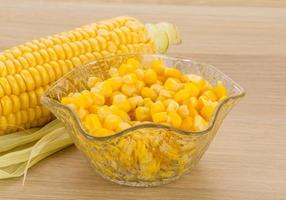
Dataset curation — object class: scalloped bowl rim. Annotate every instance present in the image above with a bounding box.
[41,53,245,141]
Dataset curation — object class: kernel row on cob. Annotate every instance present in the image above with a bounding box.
[0,16,181,135]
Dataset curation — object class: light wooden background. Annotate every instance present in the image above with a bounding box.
[0,0,286,199]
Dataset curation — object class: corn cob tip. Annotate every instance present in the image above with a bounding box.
[145,22,181,54]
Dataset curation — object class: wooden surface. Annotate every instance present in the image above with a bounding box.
[0,0,286,199]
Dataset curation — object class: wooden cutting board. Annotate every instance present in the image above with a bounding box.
[0,0,285,199]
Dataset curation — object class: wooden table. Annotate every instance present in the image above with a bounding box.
[0,0,286,199]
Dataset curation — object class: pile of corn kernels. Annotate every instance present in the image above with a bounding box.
[61,58,227,137]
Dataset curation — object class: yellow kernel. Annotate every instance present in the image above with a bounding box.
[178,105,190,118]
[141,87,157,101]
[91,81,113,97]
[135,68,144,80]
[189,97,199,108]
[110,105,130,121]
[143,69,157,85]
[166,100,179,112]
[77,108,88,119]
[128,96,144,109]
[87,76,101,88]
[174,89,191,102]
[159,89,174,98]
[143,98,153,108]
[168,111,182,128]
[151,60,165,75]
[84,114,102,132]
[152,112,168,123]
[108,67,119,76]
[150,101,165,115]
[164,78,181,92]
[164,67,181,79]
[181,116,194,131]
[91,93,105,105]
[122,73,137,84]
[116,122,132,132]
[202,90,217,102]
[126,58,140,68]
[121,83,137,96]
[61,97,72,105]
[135,106,151,121]
[214,81,228,99]
[97,105,112,121]
[88,104,99,113]
[150,83,163,93]
[119,63,136,75]
[184,82,200,97]
[200,101,218,121]
[197,96,208,111]
[188,106,198,117]
[103,114,122,131]
[136,80,145,91]
[194,114,208,131]
[91,128,114,137]
[107,76,122,91]
[73,91,93,108]
[112,94,131,112]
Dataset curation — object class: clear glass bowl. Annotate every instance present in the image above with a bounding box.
[41,54,245,187]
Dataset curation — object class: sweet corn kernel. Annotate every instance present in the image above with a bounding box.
[202,90,217,102]
[150,101,165,115]
[166,100,179,112]
[185,74,202,82]
[159,89,174,98]
[91,93,105,105]
[91,81,113,97]
[73,91,93,108]
[61,97,72,105]
[178,105,190,118]
[78,108,89,119]
[122,73,137,84]
[87,76,101,88]
[164,78,181,92]
[107,76,122,91]
[108,67,119,76]
[126,58,140,68]
[151,60,165,75]
[84,114,102,132]
[152,112,168,123]
[200,101,218,120]
[97,105,112,121]
[184,82,199,97]
[174,89,191,102]
[214,81,228,99]
[112,94,131,112]
[109,105,130,121]
[194,114,208,131]
[164,67,181,79]
[168,111,182,128]
[91,128,114,137]
[119,63,136,75]
[136,80,145,91]
[143,98,153,108]
[135,68,144,80]
[197,96,208,111]
[144,69,157,85]
[121,83,138,96]
[141,87,157,101]
[181,116,194,131]
[116,122,132,132]
[103,114,122,130]
[88,104,99,113]
[150,83,163,93]
[135,106,151,121]
[129,96,144,109]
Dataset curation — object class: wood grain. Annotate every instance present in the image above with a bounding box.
[0,0,286,199]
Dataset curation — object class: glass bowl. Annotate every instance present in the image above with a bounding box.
[41,54,245,187]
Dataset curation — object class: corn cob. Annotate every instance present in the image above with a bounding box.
[0,16,181,135]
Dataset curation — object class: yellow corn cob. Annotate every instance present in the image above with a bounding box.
[0,16,181,135]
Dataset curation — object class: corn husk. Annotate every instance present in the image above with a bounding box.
[0,120,72,181]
